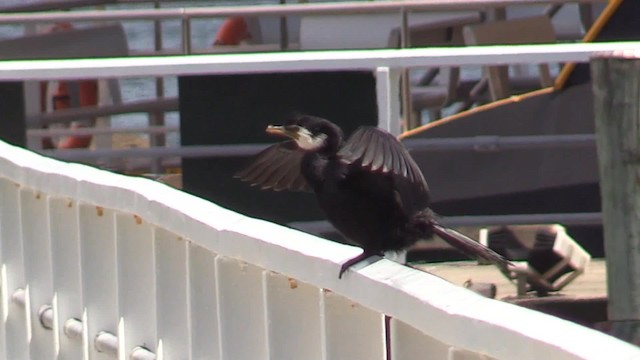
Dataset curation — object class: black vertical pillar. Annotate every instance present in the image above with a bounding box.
[179,71,378,226]
[0,82,26,147]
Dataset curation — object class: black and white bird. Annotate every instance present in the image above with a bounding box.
[237,115,511,278]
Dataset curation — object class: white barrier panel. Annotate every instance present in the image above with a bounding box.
[0,178,29,359]
[20,188,54,359]
[116,213,156,359]
[0,139,638,360]
[49,196,83,360]
[2,42,640,82]
[155,228,190,359]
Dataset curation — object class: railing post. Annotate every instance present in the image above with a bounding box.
[375,67,402,137]
[399,7,416,131]
[152,0,167,174]
[181,13,191,55]
[592,50,640,344]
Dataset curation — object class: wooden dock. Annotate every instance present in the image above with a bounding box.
[416,259,608,328]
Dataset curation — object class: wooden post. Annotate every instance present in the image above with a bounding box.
[592,50,640,345]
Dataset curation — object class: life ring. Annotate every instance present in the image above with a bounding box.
[52,80,97,149]
[212,16,251,46]
[40,23,98,149]
[41,79,98,150]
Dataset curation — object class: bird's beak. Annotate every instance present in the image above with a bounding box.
[266,125,299,140]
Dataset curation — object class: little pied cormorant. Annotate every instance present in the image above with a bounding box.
[237,115,511,278]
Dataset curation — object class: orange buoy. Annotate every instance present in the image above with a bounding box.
[57,123,93,149]
[41,22,99,149]
[52,80,98,110]
[47,79,98,149]
[49,22,74,33]
[213,16,251,46]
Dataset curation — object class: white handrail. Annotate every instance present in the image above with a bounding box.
[1,0,605,55]
[0,0,606,24]
[5,42,637,135]
[4,42,637,136]
[0,135,637,358]
[0,42,639,81]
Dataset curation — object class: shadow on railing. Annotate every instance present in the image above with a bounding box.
[0,139,638,359]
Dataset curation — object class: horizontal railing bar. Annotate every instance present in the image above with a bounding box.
[39,143,268,160]
[440,212,602,226]
[0,0,113,12]
[27,127,595,158]
[0,0,605,24]
[27,125,179,137]
[289,212,602,234]
[40,133,596,161]
[403,134,596,152]
[27,98,179,125]
[1,42,638,81]
[90,157,181,172]
[0,7,186,24]
[130,44,290,57]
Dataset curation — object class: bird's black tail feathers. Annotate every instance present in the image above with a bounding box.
[412,210,513,272]
[431,222,513,271]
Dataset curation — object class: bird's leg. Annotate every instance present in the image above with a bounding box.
[339,251,382,279]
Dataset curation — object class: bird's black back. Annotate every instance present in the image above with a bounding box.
[300,126,432,253]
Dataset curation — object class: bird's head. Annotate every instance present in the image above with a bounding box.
[266,115,343,153]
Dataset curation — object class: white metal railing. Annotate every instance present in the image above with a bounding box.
[3,42,637,81]
[0,0,607,19]
[1,128,639,359]
[5,41,640,138]
[0,0,605,56]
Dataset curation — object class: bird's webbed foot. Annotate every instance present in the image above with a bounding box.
[339,252,383,279]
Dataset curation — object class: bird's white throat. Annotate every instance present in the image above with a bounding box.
[295,128,328,150]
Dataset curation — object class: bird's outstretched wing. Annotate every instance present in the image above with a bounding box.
[431,223,513,271]
[235,141,311,192]
[338,127,427,187]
